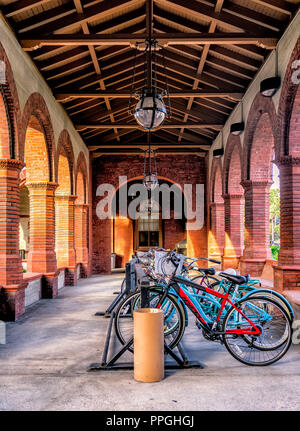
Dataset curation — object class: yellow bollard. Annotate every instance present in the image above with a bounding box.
[133,308,164,383]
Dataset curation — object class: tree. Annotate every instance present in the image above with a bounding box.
[270,188,280,245]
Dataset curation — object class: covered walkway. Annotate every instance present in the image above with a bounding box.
[0,275,300,411]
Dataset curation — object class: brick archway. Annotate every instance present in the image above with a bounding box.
[209,157,224,260]
[0,42,20,160]
[278,36,300,156]
[274,37,300,291]
[222,135,243,269]
[240,94,276,275]
[20,93,55,181]
[75,151,88,204]
[54,130,76,275]
[74,152,89,273]
[243,93,278,181]
[55,130,75,195]
[222,135,243,196]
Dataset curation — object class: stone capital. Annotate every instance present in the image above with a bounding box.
[241,179,273,190]
[275,155,300,166]
[222,193,243,201]
[26,181,59,191]
[0,159,24,171]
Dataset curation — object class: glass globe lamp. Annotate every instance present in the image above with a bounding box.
[134,92,166,130]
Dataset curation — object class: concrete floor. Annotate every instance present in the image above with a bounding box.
[0,274,300,411]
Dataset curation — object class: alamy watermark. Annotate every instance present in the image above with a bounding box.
[291,59,300,85]
[96,176,204,230]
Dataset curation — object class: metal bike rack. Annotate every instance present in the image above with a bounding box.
[88,264,204,371]
[95,258,137,318]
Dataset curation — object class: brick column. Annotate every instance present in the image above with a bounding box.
[208,202,224,261]
[274,156,300,291]
[75,203,89,277]
[55,194,77,285]
[222,194,243,270]
[26,181,58,298]
[0,159,27,321]
[240,180,272,276]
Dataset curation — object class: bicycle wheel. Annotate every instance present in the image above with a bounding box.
[222,296,292,366]
[245,290,294,323]
[114,288,186,353]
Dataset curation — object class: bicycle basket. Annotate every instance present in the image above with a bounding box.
[154,251,177,277]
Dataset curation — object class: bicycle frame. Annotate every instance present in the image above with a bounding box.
[165,275,262,336]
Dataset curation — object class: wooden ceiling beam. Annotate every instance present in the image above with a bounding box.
[1,0,53,17]
[250,0,296,15]
[21,33,278,51]
[20,0,140,36]
[76,123,224,131]
[153,17,267,59]
[56,89,243,102]
[157,0,280,34]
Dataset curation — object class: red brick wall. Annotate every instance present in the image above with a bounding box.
[92,155,207,273]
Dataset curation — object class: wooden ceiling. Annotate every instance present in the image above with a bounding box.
[1,0,299,157]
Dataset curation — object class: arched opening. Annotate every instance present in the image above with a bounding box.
[208,159,224,261]
[55,145,74,269]
[241,109,275,276]
[19,185,30,266]
[111,178,186,269]
[23,114,54,274]
[74,156,89,276]
[223,136,244,269]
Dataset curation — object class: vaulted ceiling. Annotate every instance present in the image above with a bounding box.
[1,0,299,157]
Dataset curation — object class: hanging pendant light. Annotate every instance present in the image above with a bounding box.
[143,133,158,190]
[260,47,281,97]
[128,39,171,131]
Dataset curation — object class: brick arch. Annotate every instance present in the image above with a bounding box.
[243,93,277,181]
[24,115,50,182]
[20,92,54,181]
[278,36,300,156]
[55,130,75,195]
[75,151,88,204]
[222,135,243,195]
[210,157,223,203]
[0,42,21,159]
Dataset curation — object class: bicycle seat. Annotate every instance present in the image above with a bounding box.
[219,272,250,285]
[197,268,216,276]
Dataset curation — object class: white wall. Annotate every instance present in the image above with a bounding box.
[208,10,300,173]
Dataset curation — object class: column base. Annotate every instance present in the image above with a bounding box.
[65,267,78,286]
[239,258,266,276]
[42,272,58,299]
[222,255,241,270]
[274,265,300,292]
[0,283,27,321]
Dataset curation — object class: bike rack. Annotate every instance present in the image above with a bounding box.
[95,258,137,318]
[88,270,204,372]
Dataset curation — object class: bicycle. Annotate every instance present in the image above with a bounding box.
[115,253,292,366]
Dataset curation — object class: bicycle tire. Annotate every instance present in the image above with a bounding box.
[114,288,186,353]
[222,296,292,366]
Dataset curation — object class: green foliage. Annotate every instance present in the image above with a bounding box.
[270,188,280,247]
[271,245,280,260]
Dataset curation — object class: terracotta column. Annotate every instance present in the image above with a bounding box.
[274,156,300,291]
[240,180,272,276]
[222,194,243,270]
[75,203,89,276]
[55,194,77,285]
[208,202,224,261]
[26,181,58,298]
[0,159,27,320]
